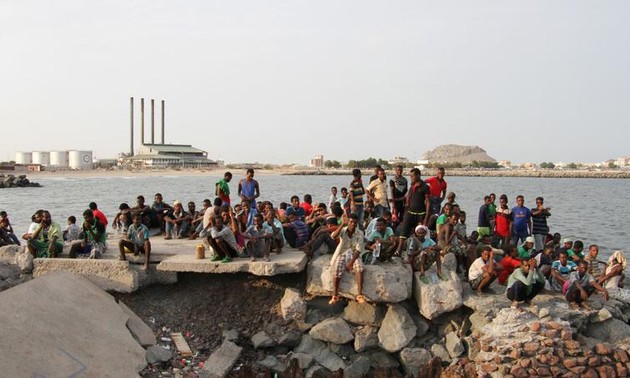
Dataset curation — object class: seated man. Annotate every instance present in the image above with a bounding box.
[164,200,190,239]
[498,244,522,285]
[88,202,108,230]
[517,236,535,260]
[118,213,151,270]
[365,217,397,263]
[286,195,306,221]
[550,250,578,292]
[567,240,585,263]
[584,244,605,281]
[282,212,310,249]
[506,258,546,307]
[130,195,152,227]
[26,210,63,258]
[69,209,107,259]
[599,250,626,294]
[0,211,20,246]
[438,213,464,258]
[263,207,285,254]
[365,210,393,240]
[151,193,173,230]
[243,213,272,262]
[207,214,244,263]
[301,217,337,259]
[405,225,443,283]
[535,245,555,278]
[189,199,212,239]
[468,246,502,295]
[63,216,82,242]
[329,215,366,305]
[565,260,608,310]
[112,203,132,233]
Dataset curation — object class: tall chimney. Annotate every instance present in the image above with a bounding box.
[151,99,155,144]
[130,97,134,156]
[161,100,165,144]
[141,98,145,145]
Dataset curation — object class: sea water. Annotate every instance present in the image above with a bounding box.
[0,173,627,269]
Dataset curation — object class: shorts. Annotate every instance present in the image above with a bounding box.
[470,276,483,290]
[412,248,438,272]
[398,211,426,238]
[333,249,364,278]
[29,239,63,258]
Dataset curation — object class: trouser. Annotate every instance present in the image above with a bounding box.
[507,280,545,302]
[310,233,337,256]
[166,221,189,237]
[511,230,528,246]
[565,282,596,303]
[533,233,546,252]
[352,205,365,227]
[429,196,442,215]
[398,211,426,238]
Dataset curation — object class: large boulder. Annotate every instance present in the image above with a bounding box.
[281,288,307,321]
[310,317,354,345]
[399,347,432,378]
[306,255,412,302]
[377,304,417,352]
[118,300,156,347]
[0,245,20,262]
[584,318,630,344]
[294,335,346,371]
[354,325,379,352]
[413,268,463,320]
[342,301,383,325]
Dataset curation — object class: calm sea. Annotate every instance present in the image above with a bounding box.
[0,173,626,267]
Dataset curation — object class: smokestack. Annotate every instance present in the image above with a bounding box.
[141,98,145,145]
[151,99,155,144]
[130,97,134,156]
[161,100,165,144]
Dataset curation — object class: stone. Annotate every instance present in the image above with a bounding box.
[615,350,630,363]
[251,331,276,349]
[377,304,417,352]
[294,335,346,371]
[309,317,354,344]
[616,362,628,377]
[277,330,302,348]
[442,252,457,271]
[344,356,371,378]
[200,340,242,378]
[411,313,431,338]
[305,364,328,378]
[431,344,451,362]
[329,343,355,359]
[342,301,381,325]
[257,355,286,373]
[530,321,541,332]
[538,307,550,318]
[281,288,307,321]
[563,358,577,369]
[595,343,614,355]
[288,352,314,370]
[445,331,465,358]
[306,255,412,302]
[118,300,156,347]
[33,258,139,292]
[0,245,20,261]
[413,269,463,320]
[585,318,630,344]
[368,350,400,369]
[399,347,432,378]
[15,250,33,273]
[157,249,308,275]
[0,272,146,377]
[591,308,613,323]
[524,342,539,353]
[469,312,491,331]
[597,365,617,377]
[222,329,239,342]
[354,325,378,352]
[510,366,528,378]
[146,345,172,364]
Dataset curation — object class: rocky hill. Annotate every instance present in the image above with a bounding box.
[423,144,496,164]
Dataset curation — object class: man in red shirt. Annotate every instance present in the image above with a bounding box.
[498,244,522,285]
[89,202,108,229]
[425,167,447,216]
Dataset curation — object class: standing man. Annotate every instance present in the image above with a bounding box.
[494,194,512,247]
[389,165,408,224]
[531,197,551,252]
[425,167,447,216]
[395,168,430,255]
[328,186,338,211]
[366,168,389,217]
[238,169,260,211]
[216,171,233,206]
[349,168,366,225]
[477,196,493,239]
[510,195,532,246]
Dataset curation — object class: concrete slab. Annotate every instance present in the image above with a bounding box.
[200,340,242,378]
[119,300,157,347]
[0,272,146,377]
[157,249,308,276]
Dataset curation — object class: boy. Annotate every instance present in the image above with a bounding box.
[119,213,151,270]
[405,225,443,283]
[244,214,272,262]
[328,186,338,211]
[565,260,609,310]
[506,258,546,307]
[328,215,366,304]
[469,246,502,295]
[63,215,81,242]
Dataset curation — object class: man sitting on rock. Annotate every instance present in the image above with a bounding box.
[329,214,366,305]
[506,258,545,308]
[69,209,107,259]
[118,213,151,270]
[26,210,63,258]
[468,246,502,295]
[550,249,577,292]
[164,200,191,240]
[404,225,444,283]
[517,236,535,259]
[498,244,522,285]
[207,214,244,263]
[366,217,397,263]
[567,240,585,263]
[243,213,272,262]
[565,260,609,310]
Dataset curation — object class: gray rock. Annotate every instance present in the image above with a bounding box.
[591,308,613,323]
[288,352,314,370]
[441,252,457,272]
[584,318,630,343]
[146,345,172,364]
[0,245,20,262]
[307,255,412,302]
[257,355,286,373]
[411,314,430,338]
[463,336,480,360]
[344,356,370,378]
[399,347,432,378]
[281,288,307,321]
[277,330,302,348]
[294,335,347,371]
[354,325,379,352]
[201,340,242,378]
[445,331,464,358]
[329,343,355,359]
[342,301,382,325]
[469,312,491,332]
[0,262,19,281]
[310,317,354,344]
[15,251,33,273]
[430,344,451,362]
[222,329,239,342]
[118,300,156,347]
[305,364,329,378]
[368,350,400,369]
[377,304,417,352]
[538,307,550,319]
[413,269,463,320]
[252,331,276,349]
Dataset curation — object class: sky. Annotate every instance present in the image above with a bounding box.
[1,1,629,165]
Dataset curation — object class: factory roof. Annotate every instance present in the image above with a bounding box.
[142,144,206,154]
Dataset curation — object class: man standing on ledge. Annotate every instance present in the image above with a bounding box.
[349,168,366,225]
[216,171,232,206]
[425,167,447,216]
[396,168,430,255]
[238,169,260,211]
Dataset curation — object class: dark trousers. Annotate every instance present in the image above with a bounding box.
[310,233,337,255]
[507,280,545,302]
[566,282,596,303]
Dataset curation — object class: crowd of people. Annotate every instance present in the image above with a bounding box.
[1,167,627,308]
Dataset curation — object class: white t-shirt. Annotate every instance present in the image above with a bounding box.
[468,257,487,281]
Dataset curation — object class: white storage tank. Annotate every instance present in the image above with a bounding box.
[15,152,32,165]
[49,151,69,167]
[68,150,93,170]
[32,151,50,166]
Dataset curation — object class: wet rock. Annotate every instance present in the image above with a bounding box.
[146,345,172,364]
[310,317,354,344]
[377,304,417,352]
[413,269,463,320]
[446,331,465,358]
[280,288,307,321]
[252,331,276,349]
[399,347,432,378]
[342,301,382,325]
[354,325,378,352]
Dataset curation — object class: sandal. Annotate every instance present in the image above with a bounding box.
[328,295,340,305]
[356,295,366,304]
[438,272,448,281]
[419,275,430,284]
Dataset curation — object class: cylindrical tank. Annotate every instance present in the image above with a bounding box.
[68,150,93,170]
[15,152,32,165]
[49,151,69,167]
[32,151,50,166]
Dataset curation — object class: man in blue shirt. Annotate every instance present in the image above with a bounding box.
[511,195,532,246]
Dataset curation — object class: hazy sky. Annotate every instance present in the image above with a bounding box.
[1,1,629,164]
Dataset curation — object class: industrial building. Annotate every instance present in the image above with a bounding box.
[15,150,94,170]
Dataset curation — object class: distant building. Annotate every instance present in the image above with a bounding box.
[388,156,409,165]
[617,157,628,168]
[129,144,217,168]
[310,155,324,169]
[520,162,537,170]
[499,160,512,168]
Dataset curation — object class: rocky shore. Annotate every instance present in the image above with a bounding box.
[0,173,41,188]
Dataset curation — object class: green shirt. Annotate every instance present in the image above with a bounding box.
[507,267,546,294]
[567,248,584,260]
[517,246,532,260]
[488,203,497,216]
[368,227,394,242]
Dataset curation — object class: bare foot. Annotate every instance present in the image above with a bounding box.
[141,264,149,271]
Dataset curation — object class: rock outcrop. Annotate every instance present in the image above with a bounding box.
[423,144,496,164]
